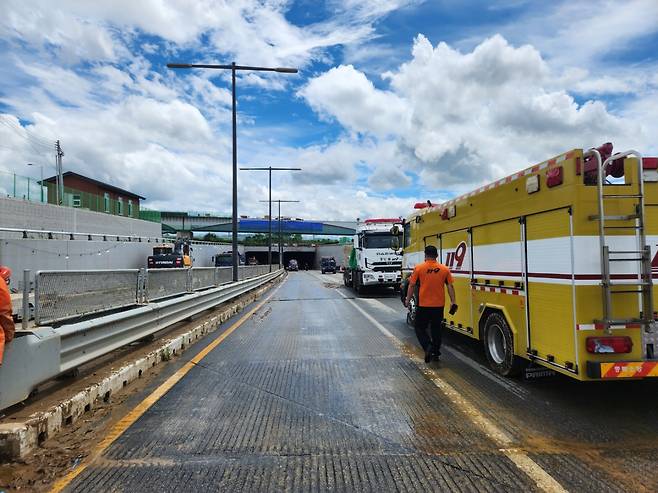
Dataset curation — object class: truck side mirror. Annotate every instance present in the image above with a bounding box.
[390,236,400,250]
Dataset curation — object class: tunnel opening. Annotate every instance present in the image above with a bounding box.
[283,251,316,270]
[245,250,272,265]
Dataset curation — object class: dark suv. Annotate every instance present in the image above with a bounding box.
[321,256,337,274]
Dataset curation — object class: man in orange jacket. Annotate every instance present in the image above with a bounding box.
[0,266,15,365]
[404,246,457,363]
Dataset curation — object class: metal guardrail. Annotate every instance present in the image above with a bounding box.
[33,266,276,325]
[35,270,140,325]
[0,269,283,410]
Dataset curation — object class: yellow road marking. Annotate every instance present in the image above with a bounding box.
[339,290,568,493]
[51,280,284,493]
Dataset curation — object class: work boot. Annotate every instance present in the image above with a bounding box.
[424,345,433,363]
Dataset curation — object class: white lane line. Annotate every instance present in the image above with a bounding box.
[442,346,530,400]
[361,297,399,316]
[337,290,567,493]
[308,271,343,286]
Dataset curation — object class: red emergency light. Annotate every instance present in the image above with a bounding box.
[364,218,400,224]
[643,157,657,169]
[586,336,632,354]
[414,200,434,209]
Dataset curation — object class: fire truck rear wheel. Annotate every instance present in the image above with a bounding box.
[406,295,417,326]
[483,312,522,377]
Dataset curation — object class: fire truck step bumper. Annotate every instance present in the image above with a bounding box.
[586,360,658,379]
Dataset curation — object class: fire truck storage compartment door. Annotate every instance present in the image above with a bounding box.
[471,219,524,344]
[648,205,658,315]
[471,219,522,284]
[440,229,471,330]
[525,208,576,368]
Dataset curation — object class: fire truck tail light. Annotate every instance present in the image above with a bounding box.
[586,336,632,354]
[546,166,563,187]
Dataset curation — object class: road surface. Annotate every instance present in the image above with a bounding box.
[61,271,658,492]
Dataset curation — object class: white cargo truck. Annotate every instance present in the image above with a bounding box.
[343,218,402,294]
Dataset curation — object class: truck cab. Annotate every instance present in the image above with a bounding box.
[321,256,337,274]
[343,218,402,294]
[214,252,245,267]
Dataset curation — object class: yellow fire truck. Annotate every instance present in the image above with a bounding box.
[399,144,658,380]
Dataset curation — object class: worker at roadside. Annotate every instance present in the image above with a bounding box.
[0,266,15,365]
[404,245,457,363]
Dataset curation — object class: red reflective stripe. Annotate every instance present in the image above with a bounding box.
[603,364,620,378]
[633,363,655,378]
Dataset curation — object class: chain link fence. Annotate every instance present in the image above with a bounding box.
[33,265,277,325]
[35,270,140,325]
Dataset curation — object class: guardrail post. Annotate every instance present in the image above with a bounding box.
[139,268,146,303]
[33,271,41,326]
[22,270,30,329]
[187,268,193,292]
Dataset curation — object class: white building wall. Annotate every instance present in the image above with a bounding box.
[0,196,161,237]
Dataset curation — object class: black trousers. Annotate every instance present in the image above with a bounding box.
[415,306,445,353]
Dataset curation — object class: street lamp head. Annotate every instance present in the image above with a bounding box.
[167,63,192,69]
[275,67,298,73]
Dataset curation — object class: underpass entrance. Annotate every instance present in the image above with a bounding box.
[283,251,315,269]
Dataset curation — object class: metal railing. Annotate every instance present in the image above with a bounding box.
[1,269,283,411]
[0,168,47,203]
[35,269,140,325]
[33,265,275,325]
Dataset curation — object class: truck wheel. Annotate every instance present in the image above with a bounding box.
[406,295,417,326]
[483,312,523,377]
[355,274,365,295]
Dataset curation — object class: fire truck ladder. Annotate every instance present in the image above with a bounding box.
[588,149,655,354]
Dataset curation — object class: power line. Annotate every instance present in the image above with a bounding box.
[0,116,55,151]
[0,115,54,147]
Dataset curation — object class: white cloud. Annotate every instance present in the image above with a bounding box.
[300,34,654,192]
[300,65,408,138]
[0,0,423,220]
[2,1,657,223]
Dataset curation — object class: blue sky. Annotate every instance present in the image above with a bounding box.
[1,0,657,220]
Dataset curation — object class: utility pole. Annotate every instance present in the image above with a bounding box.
[261,199,299,269]
[167,61,298,282]
[242,166,301,272]
[55,140,64,205]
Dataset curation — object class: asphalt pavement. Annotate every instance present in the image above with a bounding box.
[63,271,658,492]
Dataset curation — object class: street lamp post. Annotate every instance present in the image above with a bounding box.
[241,166,301,272]
[27,163,44,202]
[260,199,299,269]
[167,62,298,282]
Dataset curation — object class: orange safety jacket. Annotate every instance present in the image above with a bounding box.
[0,281,15,365]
